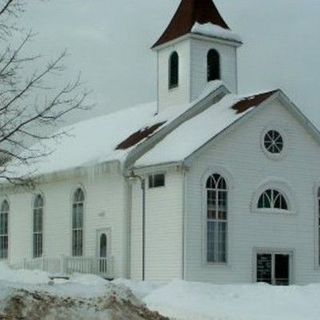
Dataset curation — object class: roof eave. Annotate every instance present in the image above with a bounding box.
[0,160,122,192]
[152,32,242,51]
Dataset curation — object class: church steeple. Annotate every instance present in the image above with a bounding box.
[154,0,242,111]
[153,0,230,48]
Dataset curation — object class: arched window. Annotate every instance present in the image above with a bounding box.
[72,188,84,256]
[206,174,227,263]
[257,189,288,210]
[169,51,179,89]
[33,195,43,258]
[207,49,220,82]
[0,200,9,259]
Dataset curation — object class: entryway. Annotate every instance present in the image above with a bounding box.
[256,252,291,285]
[96,229,111,275]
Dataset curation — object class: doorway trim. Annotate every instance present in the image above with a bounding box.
[252,247,295,285]
[96,228,112,258]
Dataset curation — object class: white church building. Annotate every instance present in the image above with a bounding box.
[1,0,320,285]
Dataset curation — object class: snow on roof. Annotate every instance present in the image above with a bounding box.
[5,81,224,179]
[135,91,275,167]
[191,22,242,43]
[18,102,157,177]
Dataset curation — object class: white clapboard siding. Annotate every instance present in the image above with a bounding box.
[189,37,238,100]
[5,164,129,279]
[185,99,320,284]
[130,168,184,280]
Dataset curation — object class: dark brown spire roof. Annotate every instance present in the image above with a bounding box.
[152,0,230,48]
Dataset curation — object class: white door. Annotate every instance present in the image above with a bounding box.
[96,229,111,274]
[256,252,291,285]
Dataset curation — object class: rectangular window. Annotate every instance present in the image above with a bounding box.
[257,253,290,285]
[207,220,227,263]
[148,174,165,188]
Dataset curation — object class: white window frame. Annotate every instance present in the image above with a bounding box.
[207,48,221,82]
[251,180,296,215]
[257,189,288,211]
[206,173,228,264]
[168,51,179,90]
[72,188,85,257]
[260,125,288,161]
[253,248,294,285]
[0,200,9,260]
[148,173,165,189]
[33,194,44,258]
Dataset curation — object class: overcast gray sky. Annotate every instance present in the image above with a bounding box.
[21,0,320,125]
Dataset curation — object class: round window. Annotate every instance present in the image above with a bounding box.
[264,130,283,154]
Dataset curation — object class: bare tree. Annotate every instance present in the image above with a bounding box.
[0,0,90,185]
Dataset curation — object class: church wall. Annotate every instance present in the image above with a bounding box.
[185,100,320,284]
[4,165,129,279]
[130,168,184,280]
[190,37,238,99]
[157,40,191,110]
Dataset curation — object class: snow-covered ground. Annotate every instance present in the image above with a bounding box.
[116,279,320,320]
[0,263,320,319]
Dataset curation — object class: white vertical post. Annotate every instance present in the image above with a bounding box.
[60,255,66,275]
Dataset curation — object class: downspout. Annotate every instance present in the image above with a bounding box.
[156,51,160,115]
[128,170,146,281]
[182,166,187,280]
[125,178,132,279]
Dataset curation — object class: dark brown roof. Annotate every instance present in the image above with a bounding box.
[232,91,277,114]
[152,0,230,48]
[116,122,166,150]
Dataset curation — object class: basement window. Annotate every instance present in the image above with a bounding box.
[148,174,165,188]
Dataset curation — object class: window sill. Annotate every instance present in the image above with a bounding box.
[251,209,296,216]
[148,186,166,190]
[169,85,179,91]
[204,261,229,268]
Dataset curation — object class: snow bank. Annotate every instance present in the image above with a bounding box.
[0,265,165,319]
[192,22,242,43]
[113,278,164,299]
[69,273,108,287]
[1,264,320,320]
[142,280,320,320]
[0,262,49,284]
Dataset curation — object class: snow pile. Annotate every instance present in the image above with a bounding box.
[0,265,166,320]
[138,280,320,320]
[0,262,50,284]
[113,278,164,300]
[1,285,166,320]
[192,22,242,43]
[1,264,320,320]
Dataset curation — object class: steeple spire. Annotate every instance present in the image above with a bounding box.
[152,0,230,48]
